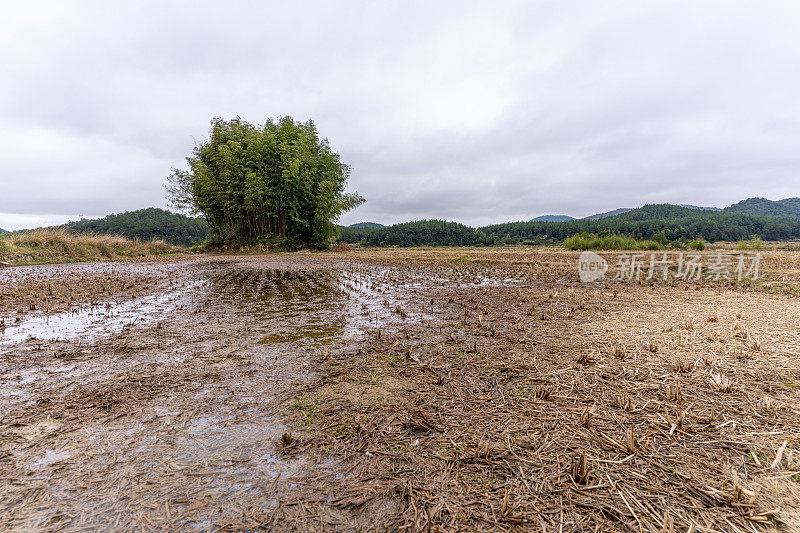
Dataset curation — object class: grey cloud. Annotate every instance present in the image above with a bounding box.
[2,1,799,230]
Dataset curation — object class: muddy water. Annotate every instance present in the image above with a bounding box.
[0,257,425,530]
[206,267,350,345]
[0,261,416,347]
[0,279,207,345]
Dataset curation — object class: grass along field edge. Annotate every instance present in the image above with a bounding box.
[0,229,181,266]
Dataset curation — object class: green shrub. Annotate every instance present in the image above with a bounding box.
[651,232,668,246]
[687,238,705,251]
[737,237,763,250]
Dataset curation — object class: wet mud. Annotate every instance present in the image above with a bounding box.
[0,255,425,530]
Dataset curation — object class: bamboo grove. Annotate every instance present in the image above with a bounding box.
[167,117,363,248]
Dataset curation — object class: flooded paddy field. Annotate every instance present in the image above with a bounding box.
[0,255,427,530]
[1,249,800,531]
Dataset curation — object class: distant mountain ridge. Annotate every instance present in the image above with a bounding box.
[529,215,575,222]
[479,201,800,245]
[584,205,719,220]
[349,222,385,228]
[0,227,7,234]
[584,208,634,220]
[544,199,780,222]
[578,199,799,222]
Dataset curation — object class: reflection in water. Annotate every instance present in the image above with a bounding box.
[203,265,420,346]
[0,262,425,349]
[206,268,348,345]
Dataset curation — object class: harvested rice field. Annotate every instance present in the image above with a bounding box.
[1,248,800,531]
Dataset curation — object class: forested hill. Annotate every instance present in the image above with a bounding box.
[342,220,495,247]
[65,208,210,246]
[481,204,800,243]
[349,222,385,228]
[724,197,800,217]
[530,215,575,222]
[0,228,7,233]
[582,205,719,220]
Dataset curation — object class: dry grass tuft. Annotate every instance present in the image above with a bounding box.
[672,359,694,373]
[608,342,626,359]
[569,452,592,485]
[709,372,735,393]
[664,383,683,402]
[0,229,178,265]
[616,393,634,411]
[533,385,553,401]
[578,406,592,428]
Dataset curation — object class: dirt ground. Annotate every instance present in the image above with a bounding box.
[1,248,800,532]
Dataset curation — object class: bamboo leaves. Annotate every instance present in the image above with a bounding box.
[167,116,363,248]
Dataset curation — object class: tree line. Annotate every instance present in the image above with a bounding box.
[724,197,800,217]
[340,220,496,247]
[481,204,800,244]
[339,205,800,247]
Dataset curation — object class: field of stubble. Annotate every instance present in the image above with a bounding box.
[273,247,800,532]
[1,247,799,532]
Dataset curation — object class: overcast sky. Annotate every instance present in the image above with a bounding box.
[2,1,800,230]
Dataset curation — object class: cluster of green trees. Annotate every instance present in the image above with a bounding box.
[65,208,209,246]
[167,117,363,249]
[340,220,495,247]
[482,204,800,244]
[338,224,381,243]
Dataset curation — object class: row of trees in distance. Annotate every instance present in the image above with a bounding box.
[339,205,800,247]
[340,220,496,247]
[481,205,800,244]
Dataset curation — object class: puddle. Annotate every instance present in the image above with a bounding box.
[0,279,207,345]
[205,265,428,346]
